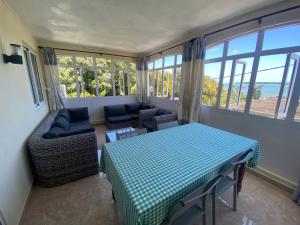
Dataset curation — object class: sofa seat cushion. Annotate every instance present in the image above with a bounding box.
[126,103,140,114]
[107,115,131,123]
[142,120,153,130]
[70,121,95,133]
[105,105,127,116]
[43,126,66,139]
[129,113,138,120]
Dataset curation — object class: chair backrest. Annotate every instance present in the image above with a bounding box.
[166,174,224,224]
[157,121,179,130]
[220,149,255,176]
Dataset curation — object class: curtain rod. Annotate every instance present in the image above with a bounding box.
[147,4,300,57]
[38,46,139,59]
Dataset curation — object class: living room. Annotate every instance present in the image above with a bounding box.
[0,1,300,225]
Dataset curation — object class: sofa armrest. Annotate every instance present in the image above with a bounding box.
[153,113,177,131]
[139,108,158,128]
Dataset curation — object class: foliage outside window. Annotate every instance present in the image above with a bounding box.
[203,23,300,123]
[148,54,182,100]
[58,56,136,98]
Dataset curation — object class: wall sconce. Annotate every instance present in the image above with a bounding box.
[3,44,23,64]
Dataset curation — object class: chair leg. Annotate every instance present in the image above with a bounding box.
[202,198,206,225]
[212,193,216,225]
[233,169,238,211]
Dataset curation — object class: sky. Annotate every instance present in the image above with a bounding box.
[205,24,300,83]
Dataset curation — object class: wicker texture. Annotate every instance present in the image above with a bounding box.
[27,111,99,187]
[139,108,177,131]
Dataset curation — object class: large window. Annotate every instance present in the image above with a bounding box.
[23,45,44,106]
[58,55,136,98]
[148,54,182,100]
[204,23,300,123]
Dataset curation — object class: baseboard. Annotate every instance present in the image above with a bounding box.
[247,166,297,193]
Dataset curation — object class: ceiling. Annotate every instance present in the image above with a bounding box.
[6,0,283,54]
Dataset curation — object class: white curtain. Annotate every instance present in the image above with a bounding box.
[42,48,65,111]
[178,37,206,123]
[136,57,148,104]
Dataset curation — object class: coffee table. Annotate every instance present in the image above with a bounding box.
[105,127,147,143]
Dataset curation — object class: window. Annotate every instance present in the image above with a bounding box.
[203,23,300,123]
[57,55,136,98]
[147,54,182,100]
[23,45,44,106]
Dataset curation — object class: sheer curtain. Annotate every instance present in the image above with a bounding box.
[42,48,65,111]
[136,57,148,104]
[177,37,206,123]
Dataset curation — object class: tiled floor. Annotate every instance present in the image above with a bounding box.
[20,125,300,225]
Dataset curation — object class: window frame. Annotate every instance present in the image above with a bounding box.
[203,22,300,123]
[57,55,137,98]
[23,44,44,108]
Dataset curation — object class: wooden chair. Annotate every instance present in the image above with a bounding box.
[163,174,224,225]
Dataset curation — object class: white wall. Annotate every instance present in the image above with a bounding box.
[64,96,137,124]
[0,1,48,225]
[149,97,300,185]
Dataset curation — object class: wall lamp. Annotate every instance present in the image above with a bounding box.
[3,44,23,64]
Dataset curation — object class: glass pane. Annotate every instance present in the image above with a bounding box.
[82,67,96,97]
[163,68,173,99]
[57,56,73,66]
[278,58,296,118]
[153,70,158,96]
[205,43,224,60]
[174,67,181,100]
[77,69,85,97]
[228,32,258,56]
[202,62,222,106]
[250,54,287,117]
[76,56,93,67]
[124,72,129,96]
[129,62,136,71]
[97,69,113,96]
[220,60,232,108]
[24,50,38,103]
[176,55,182,65]
[148,71,154,96]
[30,53,44,102]
[295,98,300,122]
[114,60,127,70]
[59,67,77,98]
[157,70,163,97]
[154,59,163,69]
[114,70,125,96]
[164,55,175,67]
[263,24,300,50]
[228,58,254,112]
[148,62,153,70]
[129,71,136,95]
[96,58,112,67]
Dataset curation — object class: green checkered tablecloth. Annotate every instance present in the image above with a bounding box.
[100,123,260,225]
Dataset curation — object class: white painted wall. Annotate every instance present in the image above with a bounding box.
[149,97,300,185]
[64,96,137,124]
[0,1,48,225]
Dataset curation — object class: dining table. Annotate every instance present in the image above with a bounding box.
[100,123,260,225]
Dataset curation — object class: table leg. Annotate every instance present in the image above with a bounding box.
[237,162,246,193]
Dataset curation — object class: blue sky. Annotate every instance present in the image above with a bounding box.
[205,24,300,83]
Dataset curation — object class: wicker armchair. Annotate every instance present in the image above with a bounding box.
[27,111,99,187]
[139,108,177,131]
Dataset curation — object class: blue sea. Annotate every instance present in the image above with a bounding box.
[224,83,282,97]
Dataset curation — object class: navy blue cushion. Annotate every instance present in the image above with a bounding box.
[140,104,152,110]
[53,116,70,130]
[68,107,89,122]
[142,120,153,130]
[156,109,170,116]
[129,113,138,120]
[43,126,65,139]
[107,115,131,123]
[70,121,95,132]
[126,103,140,114]
[58,109,71,122]
[105,105,127,116]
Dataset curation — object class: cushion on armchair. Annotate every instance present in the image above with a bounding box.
[105,105,127,116]
[107,115,131,123]
[142,120,153,130]
[156,109,170,116]
[140,104,152,110]
[68,107,89,121]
